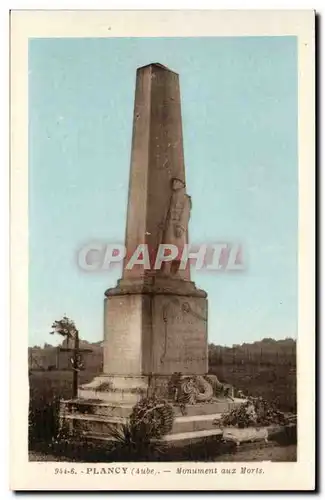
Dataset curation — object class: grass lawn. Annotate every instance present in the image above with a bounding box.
[29,370,97,401]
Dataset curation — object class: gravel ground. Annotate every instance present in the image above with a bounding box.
[29,443,296,463]
[213,443,296,462]
[29,450,64,462]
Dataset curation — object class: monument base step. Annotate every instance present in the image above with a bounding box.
[60,397,292,453]
[85,428,224,446]
[59,397,246,442]
[161,428,223,444]
[61,397,244,418]
[77,373,240,406]
[59,411,224,436]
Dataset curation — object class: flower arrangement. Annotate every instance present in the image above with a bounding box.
[217,396,294,429]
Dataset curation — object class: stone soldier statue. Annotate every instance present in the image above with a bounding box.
[162,177,192,275]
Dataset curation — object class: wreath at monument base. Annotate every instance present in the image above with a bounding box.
[180,375,213,404]
[130,396,174,439]
[168,372,236,409]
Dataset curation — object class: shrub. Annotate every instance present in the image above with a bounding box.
[29,393,61,445]
[217,396,294,429]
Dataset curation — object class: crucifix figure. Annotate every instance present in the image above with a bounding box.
[58,336,92,398]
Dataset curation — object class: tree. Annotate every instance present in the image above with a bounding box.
[50,315,78,346]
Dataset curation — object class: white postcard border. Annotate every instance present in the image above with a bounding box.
[10,9,315,491]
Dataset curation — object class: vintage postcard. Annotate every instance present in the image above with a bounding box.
[10,10,315,491]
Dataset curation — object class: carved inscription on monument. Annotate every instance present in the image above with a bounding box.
[156,297,208,374]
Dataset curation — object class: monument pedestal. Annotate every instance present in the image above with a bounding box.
[78,275,209,404]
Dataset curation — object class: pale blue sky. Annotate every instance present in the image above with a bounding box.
[29,37,297,347]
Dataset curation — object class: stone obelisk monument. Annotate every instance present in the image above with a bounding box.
[79,63,208,403]
[61,64,243,441]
